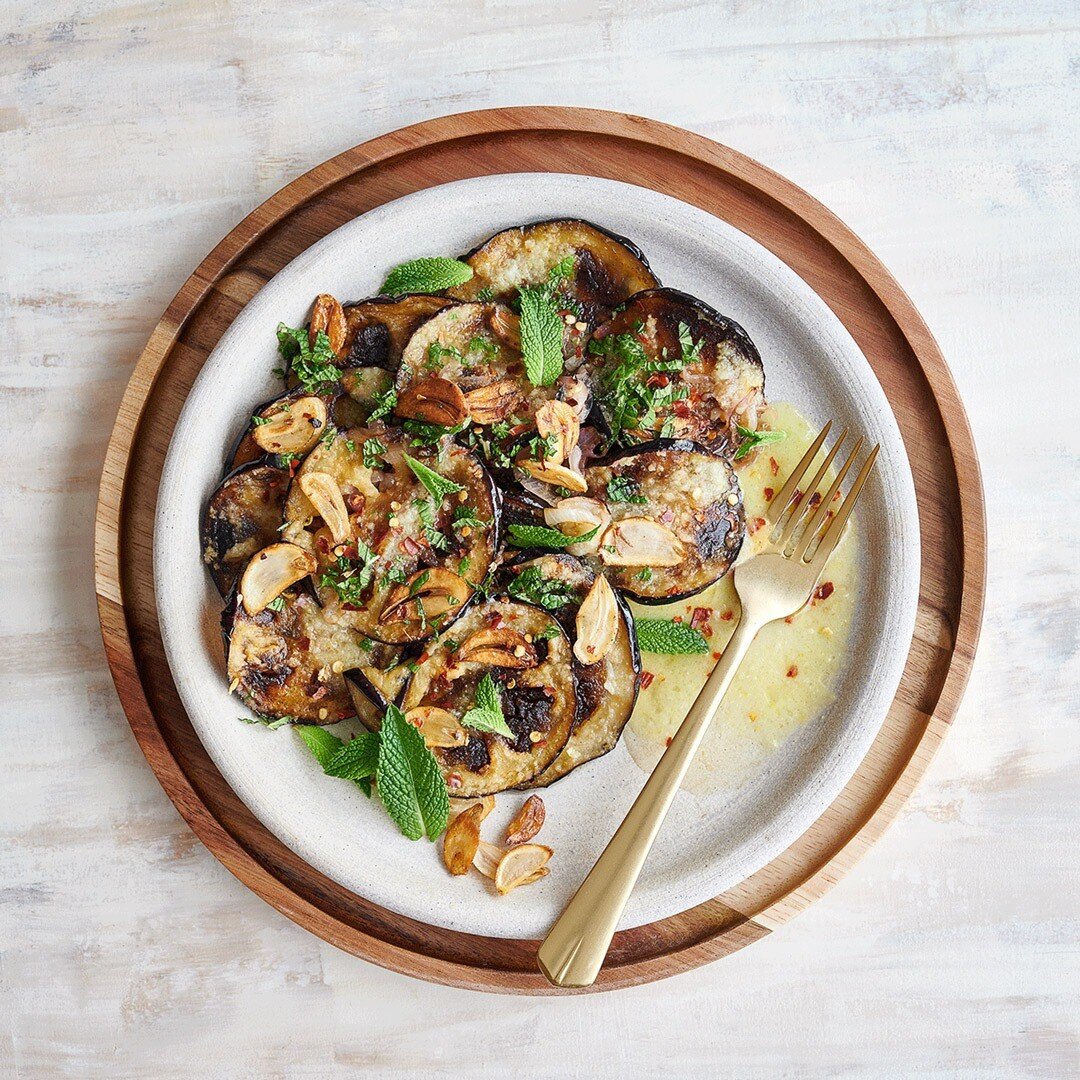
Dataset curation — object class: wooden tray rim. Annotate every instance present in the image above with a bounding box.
[94,106,985,994]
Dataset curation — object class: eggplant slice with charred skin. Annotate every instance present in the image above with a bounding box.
[202,462,291,596]
[224,589,372,723]
[283,425,500,645]
[448,219,659,336]
[496,554,640,787]
[340,295,453,369]
[588,288,765,449]
[397,599,578,796]
[584,439,745,603]
[228,387,345,472]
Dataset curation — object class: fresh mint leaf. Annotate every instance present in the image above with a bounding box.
[239,711,293,729]
[403,453,465,502]
[413,498,449,551]
[376,704,449,841]
[461,673,514,738]
[508,523,599,550]
[734,425,786,461]
[634,618,709,655]
[475,286,495,302]
[451,504,488,531]
[362,437,387,469]
[606,476,647,504]
[382,257,473,295]
[548,254,575,287]
[519,286,564,387]
[295,725,345,769]
[276,323,340,394]
[319,540,377,605]
[367,387,397,422]
[506,564,580,611]
[324,732,380,780]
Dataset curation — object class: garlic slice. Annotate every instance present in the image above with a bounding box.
[406,706,468,749]
[543,498,610,556]
[298,472,351,544]
[599,517,685,568]
[494,844,553,895]
[535,400,580,465]
[473,840,504,879]
[239,543,317,615]
[518,459,588,493]
[574,575,619,666]
[251,396,327,457]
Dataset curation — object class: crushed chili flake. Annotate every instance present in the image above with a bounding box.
[814,581,835,602]
[690,607,713,637]
[784,615,794,624]
[769,456,779,476]
[787,664,799,678]
[639,671,655,690]
[764,487,774,502]
[672,615,683,623]
[297,636,311,651]
[673,400,691,418]
[338,710,354,720]
[712,651,722,661]
[659,508,675,524]
[665,736,673,747]
[748,516,767,534]
[720,609,734,621]
[809,491,822,508]
[401,535,422,557]
[316,535,330,554]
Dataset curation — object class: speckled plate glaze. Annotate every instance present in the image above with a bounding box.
[154,173,919,939]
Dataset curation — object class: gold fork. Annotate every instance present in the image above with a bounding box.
[537,423,879,988]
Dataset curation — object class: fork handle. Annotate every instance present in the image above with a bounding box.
[537,612,763,988]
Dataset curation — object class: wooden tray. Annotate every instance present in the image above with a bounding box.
[94,107,985,994]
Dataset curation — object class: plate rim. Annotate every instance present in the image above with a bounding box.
[94,106,986,994]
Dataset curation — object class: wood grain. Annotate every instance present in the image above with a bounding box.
[91,107,984,993]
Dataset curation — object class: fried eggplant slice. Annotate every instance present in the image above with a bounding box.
[584,439,745,603]
[202,462,290,596]
[228,387,343,472]
[496,555,640,786]
[398,599,578,796]
[588,288,765,449]
[283,425,499,645]
[449,219,659,334]
[340,295,452,369]
[224,589,371,723]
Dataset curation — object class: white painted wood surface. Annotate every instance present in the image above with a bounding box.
[2,2,1076,1076]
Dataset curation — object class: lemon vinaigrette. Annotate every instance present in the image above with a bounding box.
[623,402,858,792]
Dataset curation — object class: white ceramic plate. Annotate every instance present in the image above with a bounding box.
[155,174,919,939]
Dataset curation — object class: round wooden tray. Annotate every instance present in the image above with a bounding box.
[94,107,985,993]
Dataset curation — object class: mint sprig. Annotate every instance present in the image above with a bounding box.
[461,673,514,738]
[377,704,450,841]
[519,286,564,387]
[634,618,709,655]
[276,323,340,394]
[382,257,473,295]
[734,424,786,461]
[404,453,465,502]
[296,726,372,797]
[324,732,380,780]
[508,523,599,550]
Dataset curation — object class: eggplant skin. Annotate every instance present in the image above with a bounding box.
[495,554,642,788]
[448,219,659,330]
[398,599,578,796]
[223,590,374,724]
[202,461,290,596]
[585,438,745,604]
[340,295,452,369]
[589,288,765,449]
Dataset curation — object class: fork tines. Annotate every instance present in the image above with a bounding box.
[766,422,879,567]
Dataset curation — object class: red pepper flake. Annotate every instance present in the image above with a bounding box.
[764,487,774,502]
[639,671,655,690]
[814,581,835,602]
[401,535,422,557]
[720,610,734,621]
[712,651,722,661]
[289,460,299,477]
[784,615,794,624]
[646,373,670,389]
[447,774,463,789]
[316,535,330,554]
[769,456,779,476]
[297,636,311,651]
[659,508,675,524]
[672,615,683,623]
[748,516,767,534]
[809,491,822,508]
[665,736,673,747]
[673,400,691,418]
[792,489,803,506]
[787,664,799,678]
[690,607,713,637]
[337,710,354,720]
